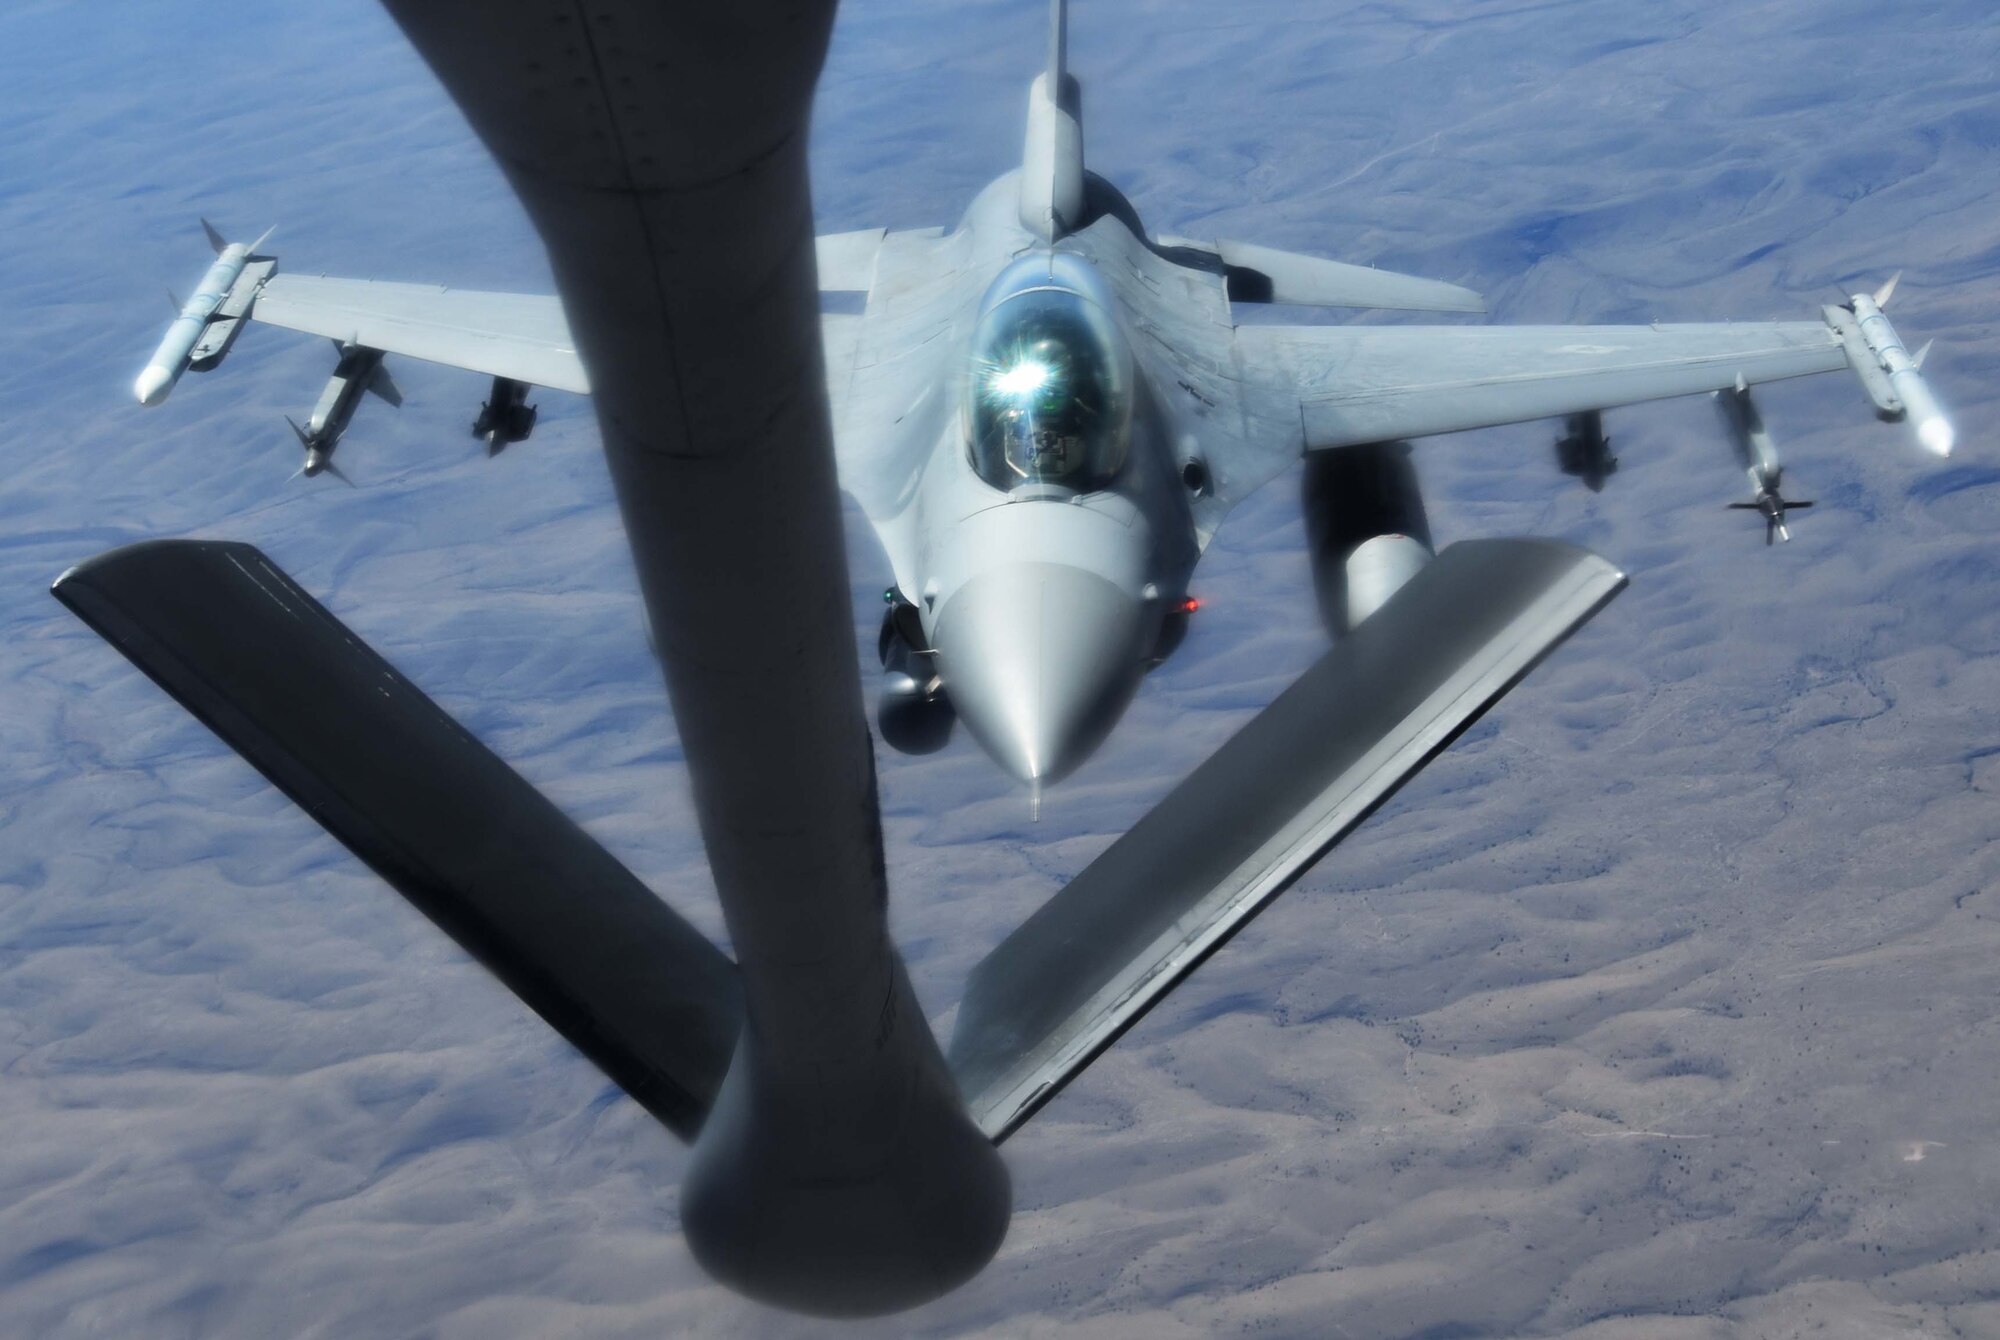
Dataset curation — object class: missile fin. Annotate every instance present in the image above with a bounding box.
[366,362,403,408]
[201,218,227,255]
[1913,340,1933,371]
[1874,271,1902,307]
[247,225,276,257]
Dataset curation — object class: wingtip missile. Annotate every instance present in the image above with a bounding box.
[133,364,175,407]
[136,222,275,406]
[1907,343,1954,456]
[1848,288,1953,458]
[1918,414,1955,458]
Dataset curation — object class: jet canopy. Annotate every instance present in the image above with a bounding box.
[966,254,1133,491]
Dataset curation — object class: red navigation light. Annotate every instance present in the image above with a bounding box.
[1178,596,1201,614]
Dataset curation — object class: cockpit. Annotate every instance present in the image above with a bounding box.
[966,253,1134,492]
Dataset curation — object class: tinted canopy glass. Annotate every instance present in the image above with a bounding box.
[967,280,1132,491]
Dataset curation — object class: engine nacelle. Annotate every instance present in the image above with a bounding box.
[1301,442,1435,636]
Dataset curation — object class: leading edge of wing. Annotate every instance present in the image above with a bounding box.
[250,274,592,394]
[1236,321,1848,449]
[947,538,1627,1142]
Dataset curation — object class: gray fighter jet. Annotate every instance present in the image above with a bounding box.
[63,0,1950,1319]
[117,4,1949,801]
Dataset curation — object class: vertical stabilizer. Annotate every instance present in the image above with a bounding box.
[1020,0,1083,241]
[1048,0,1067,86]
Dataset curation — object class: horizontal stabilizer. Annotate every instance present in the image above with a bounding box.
[948,538,1625,1141]
[52,540,741,1140]
[1215,238,1485,313]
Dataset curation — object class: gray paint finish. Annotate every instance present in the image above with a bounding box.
[250,276,590,394]
[1236,320,1851,449]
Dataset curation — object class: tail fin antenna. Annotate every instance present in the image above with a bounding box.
[1048,0,1067,90]
[1020,0,1084,240]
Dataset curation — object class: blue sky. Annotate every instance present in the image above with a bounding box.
[3,1,1998,1335]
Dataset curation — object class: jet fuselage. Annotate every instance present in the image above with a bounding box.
[885,173,1206,790]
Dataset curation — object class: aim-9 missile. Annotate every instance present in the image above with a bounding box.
[1716,380,1814,543]
[133,221,274,407]
[1833,275,1954,458]
[286,343,401,482]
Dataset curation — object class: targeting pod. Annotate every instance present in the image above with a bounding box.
[1837,276,1954,457]
[134,222,275,406]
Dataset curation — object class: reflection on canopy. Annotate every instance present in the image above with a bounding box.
[967,256,1133,491]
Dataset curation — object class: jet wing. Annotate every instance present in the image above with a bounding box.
[244,272,871,442]
[948,537,1626,1141]
[249,275,592,394]
[1235,320,1849,449]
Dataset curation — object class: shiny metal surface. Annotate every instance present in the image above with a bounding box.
[932,560,1149,785]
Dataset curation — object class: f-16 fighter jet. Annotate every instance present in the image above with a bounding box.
[65,0,1950,1318]
[118,10,1949,799]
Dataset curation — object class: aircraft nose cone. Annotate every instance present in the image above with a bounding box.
[931,563,1150,786]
